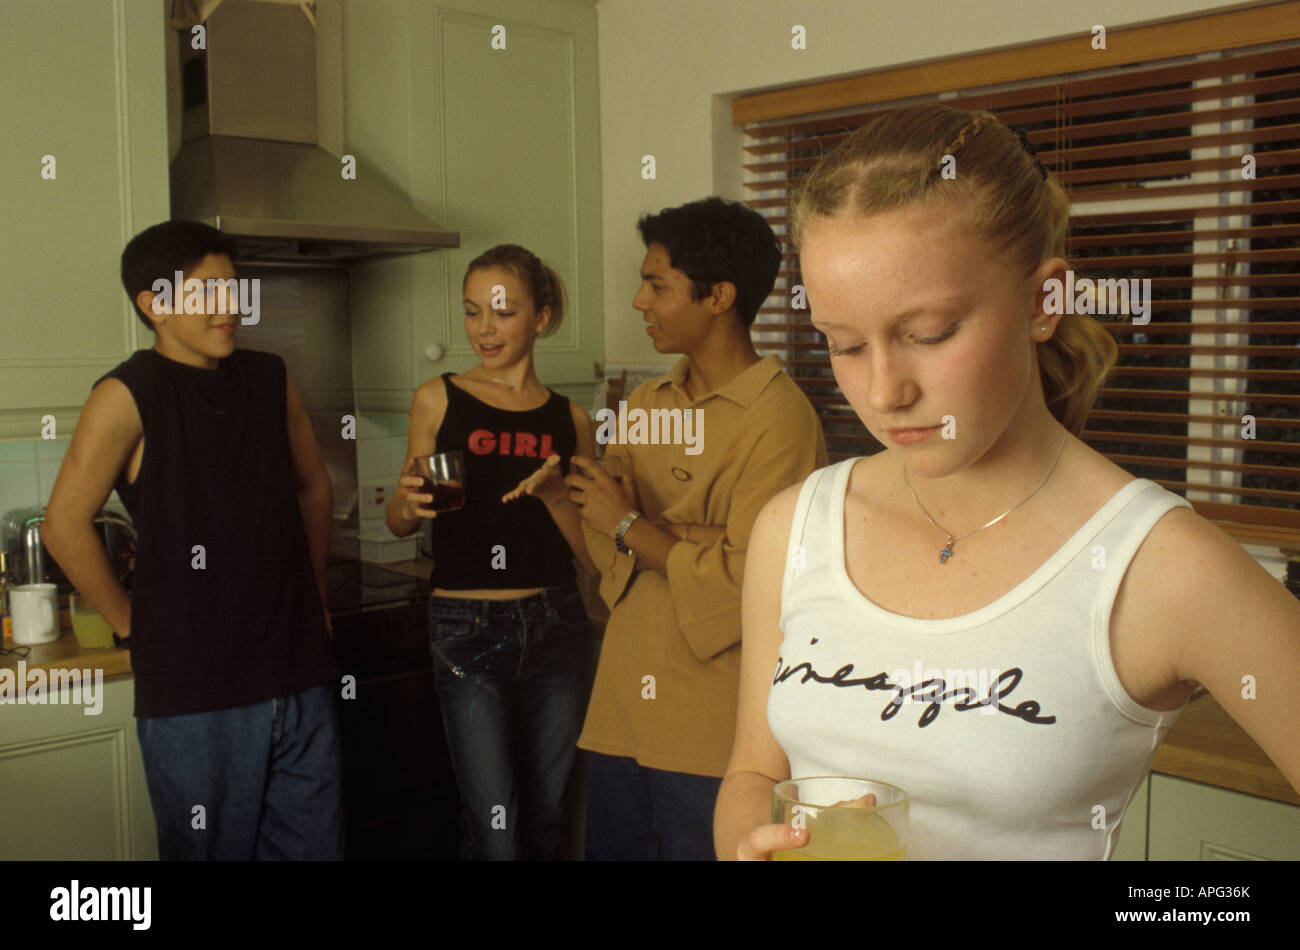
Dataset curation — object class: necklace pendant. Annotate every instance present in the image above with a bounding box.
[938,542,954,564]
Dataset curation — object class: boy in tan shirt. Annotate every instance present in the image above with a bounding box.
[566,197,827,859]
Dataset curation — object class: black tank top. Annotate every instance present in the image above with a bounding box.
[431,373,577,589]
[98,348,337,718]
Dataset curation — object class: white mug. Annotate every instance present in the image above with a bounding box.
[11,583,59,645]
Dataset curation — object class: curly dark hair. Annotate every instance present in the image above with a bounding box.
[636,197,781,326]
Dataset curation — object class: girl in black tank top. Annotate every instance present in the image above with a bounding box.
[384,244,596,859]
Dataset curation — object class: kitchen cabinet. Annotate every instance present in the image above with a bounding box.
[0,675,158,860]
[0,0,170,440]
[1147,774,1300,860]
[1110,772,1300,860]
[344,0,602,411]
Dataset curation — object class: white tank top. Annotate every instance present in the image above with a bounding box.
[769,458,1195,860]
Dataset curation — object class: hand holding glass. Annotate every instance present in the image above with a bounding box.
[771,777,908,860]
[406,451,465,515]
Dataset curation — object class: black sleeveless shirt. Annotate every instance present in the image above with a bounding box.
[98,348,337,718]
[431,373,577,589]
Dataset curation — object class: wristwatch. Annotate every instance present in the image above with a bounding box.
[614,511,641,555]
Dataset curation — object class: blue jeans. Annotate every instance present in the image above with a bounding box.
[584,752,723,860]
[135,683,344,860]
[429,582,591,860]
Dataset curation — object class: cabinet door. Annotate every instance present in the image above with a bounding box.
[0,675,157,860]
[0,0,169,439]
[1148,774,1300,860]
[347,0,602,411]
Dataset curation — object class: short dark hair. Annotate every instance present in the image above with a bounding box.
[636,197,781,326]
[120,220,236,332]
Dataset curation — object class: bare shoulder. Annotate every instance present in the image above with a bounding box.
[412,374,449,415]
[1113,500,1279,695]
[753,463,831,547]
[45,378,143,528]
[757,479,804,527]
[88,374,135,406]
[744,482,804,612]
[1126,504,1268,604]
[403,377,450,454]
[569,399,595,454]
[1107,451,1239,615]
[415,373,449,400]
[83,376,143,434]
[568,399,591,427]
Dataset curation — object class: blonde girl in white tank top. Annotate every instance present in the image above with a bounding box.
[714,104,1300,860]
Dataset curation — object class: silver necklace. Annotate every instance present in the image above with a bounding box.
[902,429,1067,564]
[474,367,525,391]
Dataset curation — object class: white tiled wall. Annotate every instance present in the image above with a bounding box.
[352,410,421,561]
[354,411,408,525]
[0,437,124,515]
[353,410,418,564]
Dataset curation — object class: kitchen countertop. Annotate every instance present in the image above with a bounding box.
[2,607,133,681]
[4,578,1293,808]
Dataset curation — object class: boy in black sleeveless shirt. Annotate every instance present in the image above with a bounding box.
[42,221,343,859]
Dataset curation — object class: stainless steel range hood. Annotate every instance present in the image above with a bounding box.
[169,0,458,263]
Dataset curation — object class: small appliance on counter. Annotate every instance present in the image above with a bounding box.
[0,506,135,592]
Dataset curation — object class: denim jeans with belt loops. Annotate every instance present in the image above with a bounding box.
[135,682,345,860]
[429,581,591,860]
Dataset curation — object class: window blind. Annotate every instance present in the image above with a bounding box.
[738,15,1300,547]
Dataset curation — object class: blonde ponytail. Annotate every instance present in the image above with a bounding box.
[791,104,1116,435]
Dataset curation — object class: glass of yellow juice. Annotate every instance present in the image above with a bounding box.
[69,593,115,649]
[771,777,908,861]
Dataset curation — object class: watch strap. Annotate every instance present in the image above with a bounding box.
[614,511,641,554]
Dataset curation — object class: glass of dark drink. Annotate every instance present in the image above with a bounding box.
[414,450,466,512]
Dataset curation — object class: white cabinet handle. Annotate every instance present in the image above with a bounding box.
[425,343,444,362]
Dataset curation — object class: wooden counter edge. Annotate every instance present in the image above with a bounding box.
[1,628,133,682]
[1152,692,1300,807]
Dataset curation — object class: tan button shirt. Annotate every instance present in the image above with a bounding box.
[579,355,828,776]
